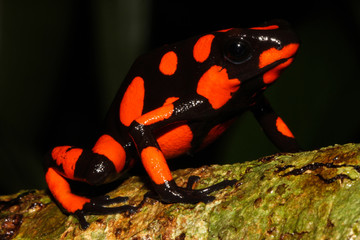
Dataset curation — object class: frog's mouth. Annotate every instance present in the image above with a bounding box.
[258,43,299,84]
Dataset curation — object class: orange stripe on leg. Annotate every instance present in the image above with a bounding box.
[276,117,294,138]
[45,168,90,213]
[92,134,126,173]
[141,147,173,185]
[51,146,83,179]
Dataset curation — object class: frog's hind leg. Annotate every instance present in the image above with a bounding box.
[45,167,138,229]
[44,134,133,229]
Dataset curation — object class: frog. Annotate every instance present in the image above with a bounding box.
[44,20,300,229]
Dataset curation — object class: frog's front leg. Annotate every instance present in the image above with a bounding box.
[251,95,300,152]
[129,99,236,204]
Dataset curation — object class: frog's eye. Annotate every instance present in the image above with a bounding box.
[223,38,252,64]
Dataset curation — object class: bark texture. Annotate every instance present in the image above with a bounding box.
[1,143,360,239]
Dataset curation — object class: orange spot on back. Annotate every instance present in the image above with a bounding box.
[92,134,126,173]
[193,34,215,63]
[276,117,294,138]
[259,43,299,68]
[157,124,193,159]
[197,65,241,109]
[217,28,233,32]
[250,25,279,30]
[159,51,178,75]
[51,146,82,179]
[141,146,173,184]
[45,168,90,213]
[120,76,145,126]
[137,104,174,126]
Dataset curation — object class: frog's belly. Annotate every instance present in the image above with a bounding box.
[156,123,193,159]
[156,121,233,159]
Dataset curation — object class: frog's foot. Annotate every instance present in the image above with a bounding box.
[154,176,237,204]
[74,195,139,229]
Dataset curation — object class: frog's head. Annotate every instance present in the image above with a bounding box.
[222,20,299,84]
[195,20,299,109]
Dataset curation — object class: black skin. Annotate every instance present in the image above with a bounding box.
[251,95,300,152]
[125,21,300,205]
[45,20,300,229]
[73,177,237,229]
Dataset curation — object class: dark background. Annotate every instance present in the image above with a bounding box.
[1,0,359,194]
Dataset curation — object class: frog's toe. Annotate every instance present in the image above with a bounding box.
[74,195,139,229]
[154,177,237,204]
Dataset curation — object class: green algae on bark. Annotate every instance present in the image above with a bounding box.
[1,143,360,239]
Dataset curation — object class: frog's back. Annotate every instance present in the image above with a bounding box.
[114,35,206,116]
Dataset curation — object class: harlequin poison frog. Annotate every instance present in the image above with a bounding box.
[44,20,300,229]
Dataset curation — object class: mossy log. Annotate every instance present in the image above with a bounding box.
[1,143,360,239]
